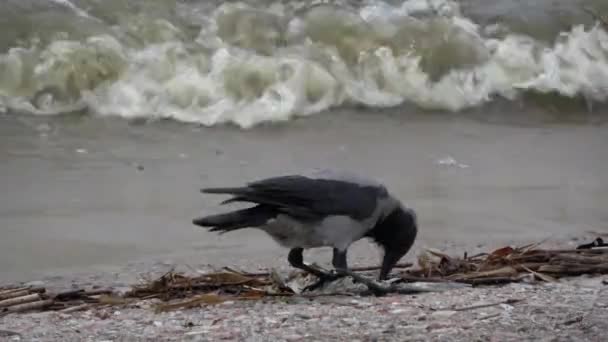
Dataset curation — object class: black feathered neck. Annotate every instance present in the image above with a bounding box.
[366,205,418,279]
[366,206,417,251]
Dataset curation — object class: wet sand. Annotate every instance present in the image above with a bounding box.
[1,110,607,283]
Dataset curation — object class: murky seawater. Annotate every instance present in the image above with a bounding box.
[1,0,607,282]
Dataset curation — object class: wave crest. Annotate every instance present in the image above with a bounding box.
[1,0,607,127]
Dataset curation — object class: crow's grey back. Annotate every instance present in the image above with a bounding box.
[244,173,384,221]
[303,168,387,190]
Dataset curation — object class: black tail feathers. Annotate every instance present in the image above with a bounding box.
[200,187,248,195]
[192,205,275,234]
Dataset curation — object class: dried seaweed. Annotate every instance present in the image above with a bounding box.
[126,269,277,301]
[404,238,608,285]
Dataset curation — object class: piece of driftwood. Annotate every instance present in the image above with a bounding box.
[0,287,45,300]
[3,300,53,313]
[59,303,92,314]
[0,287,28,295]
[0,290,32,301]
[0,294,41,308]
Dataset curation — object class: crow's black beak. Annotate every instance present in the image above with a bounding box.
[379,248,407,280]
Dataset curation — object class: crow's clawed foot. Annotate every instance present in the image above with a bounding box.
[335,269,392,296]
[302,270,343,292]
[298,263,344,292]
[301,268,393,295]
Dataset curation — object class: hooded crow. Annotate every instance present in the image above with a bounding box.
[192,169,418,287]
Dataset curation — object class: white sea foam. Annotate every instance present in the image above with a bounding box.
[0,0,606,128]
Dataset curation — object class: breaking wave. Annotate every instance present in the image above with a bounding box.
[0,0,607,128]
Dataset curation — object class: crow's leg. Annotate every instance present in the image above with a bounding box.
[335,269,391,295]
[287,247,343,292]
[331,248,391,295]
[287,247,333,278]
[301,248,351,292]
[295,247,390,294]
[332,248,348,271]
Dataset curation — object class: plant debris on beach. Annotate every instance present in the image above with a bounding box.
[404,237,608,285]
[1,238,607,316]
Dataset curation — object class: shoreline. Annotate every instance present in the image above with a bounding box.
[2,110,607,283]
[1,232,601,290]
[0,233,595,290]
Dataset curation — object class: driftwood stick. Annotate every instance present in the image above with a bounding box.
[520,265,558,282]
[59,304,92,314]
[538,248,608,254]
[0,294,41,308]
[0,288,29,297]
[538,264,608,275]
[0,290,31,301]
[0,287,45,300]
[551,254,608,265]
[3,299,53,313]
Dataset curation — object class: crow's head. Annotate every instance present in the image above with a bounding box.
[366,205,418,280]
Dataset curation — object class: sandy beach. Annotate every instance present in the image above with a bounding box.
[1,237,607,341]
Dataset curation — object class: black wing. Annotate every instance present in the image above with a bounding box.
[201,175,382,221]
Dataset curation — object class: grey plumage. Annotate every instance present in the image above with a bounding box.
[193,169,418,281]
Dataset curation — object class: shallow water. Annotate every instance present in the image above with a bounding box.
[1,111,607,281]
[1,0,608,282]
